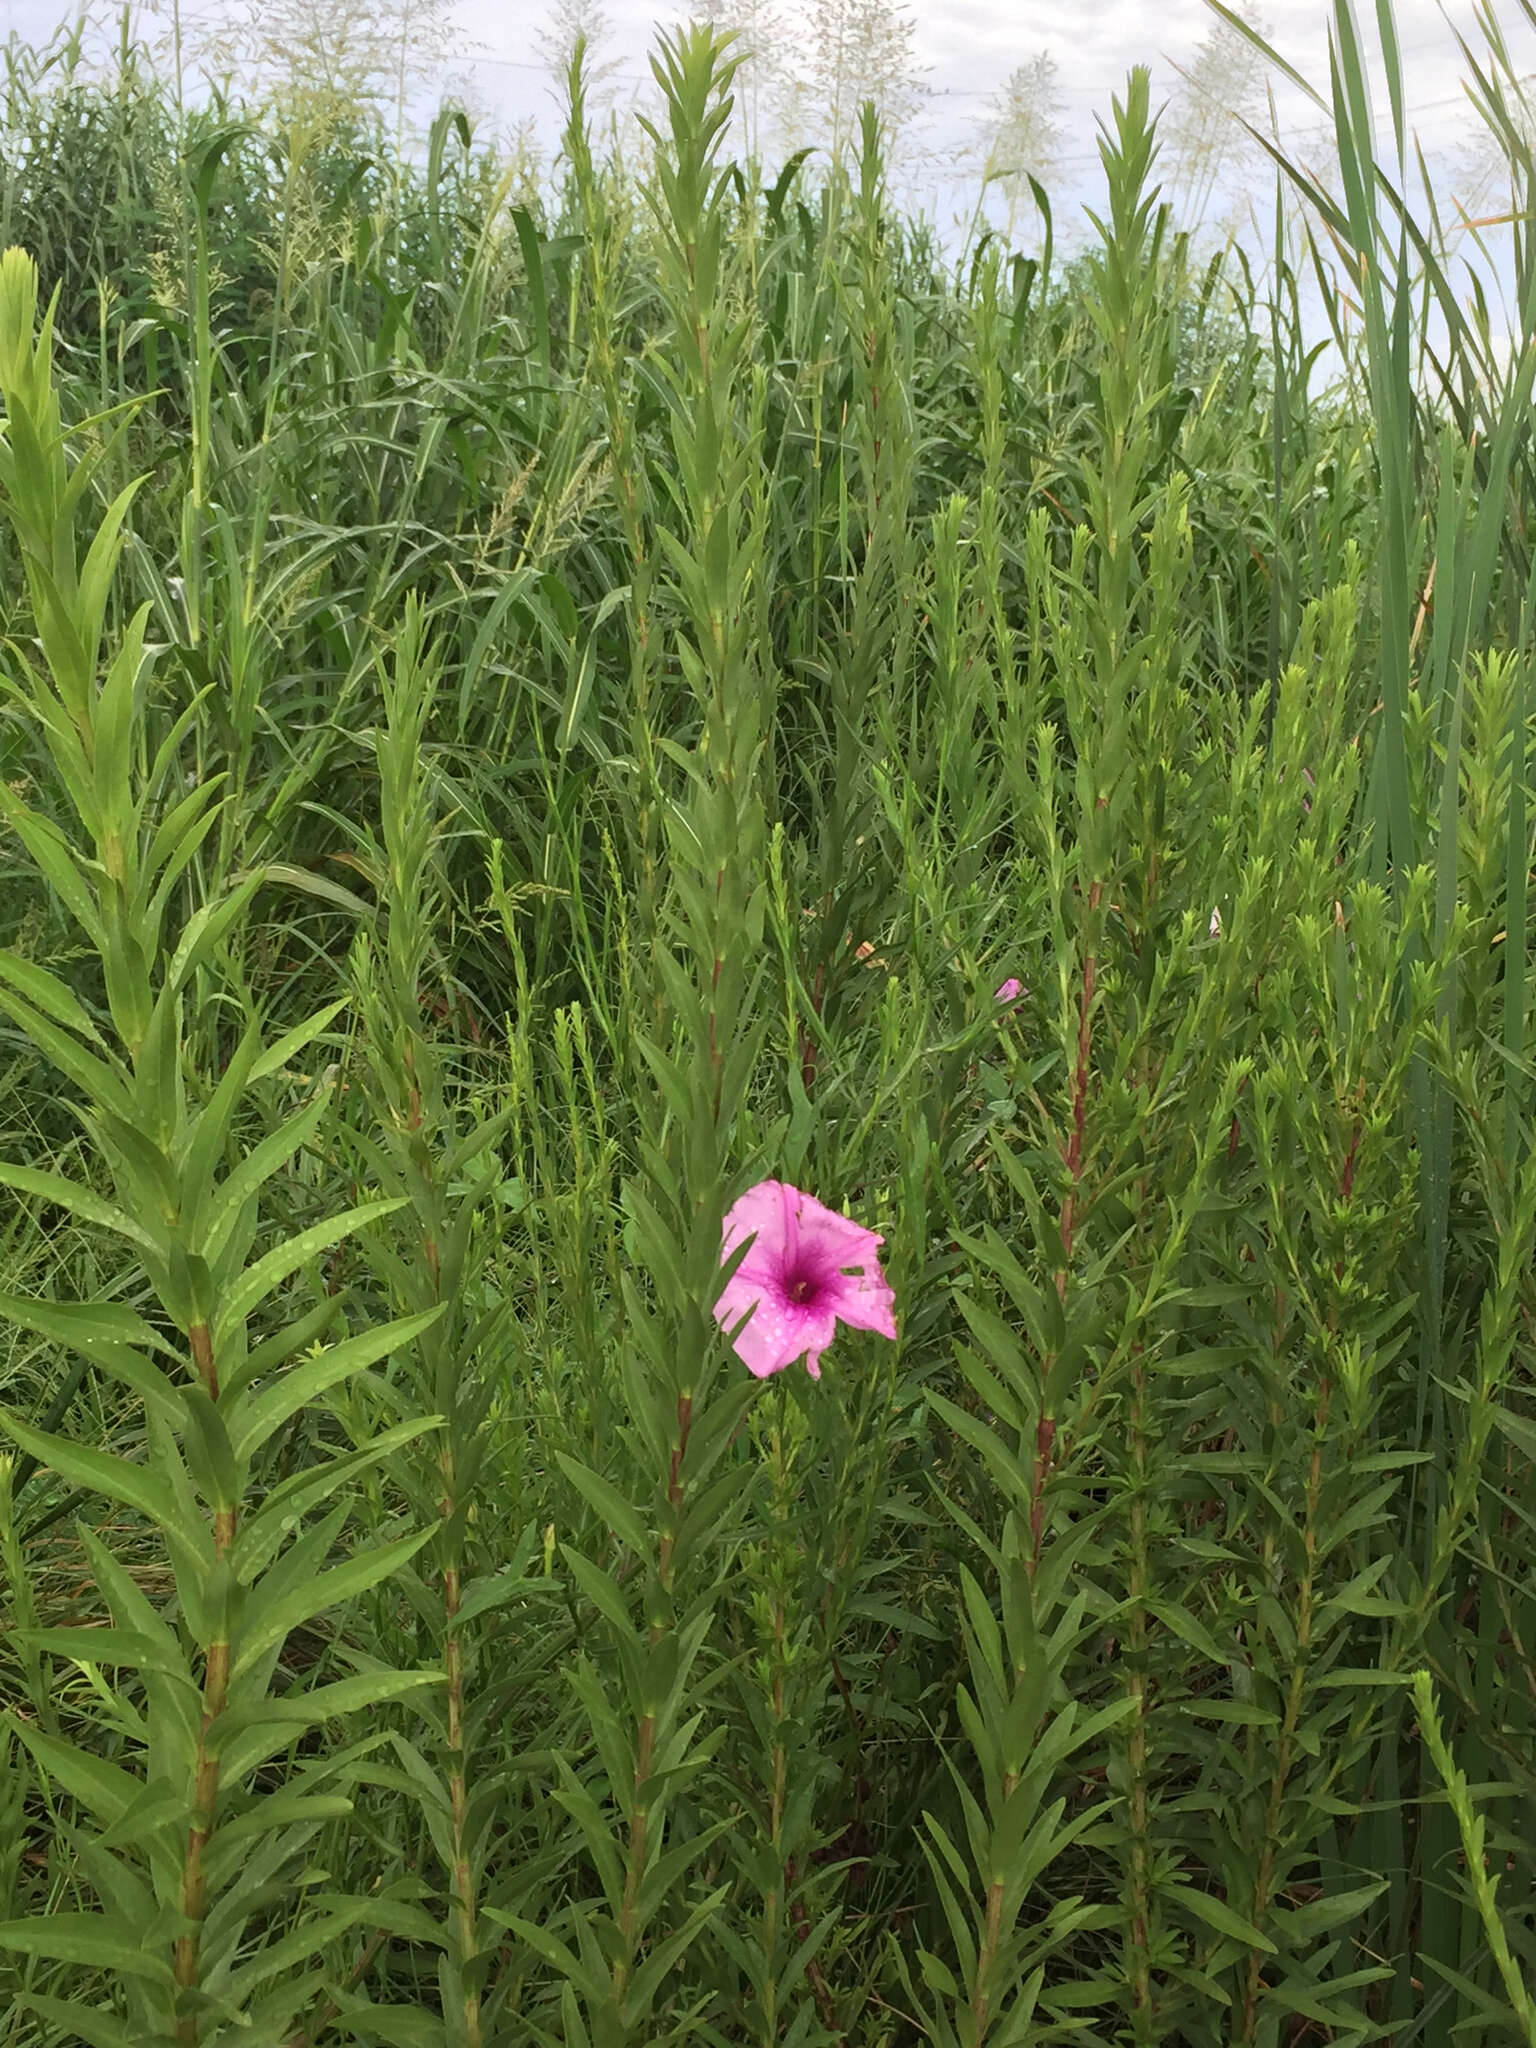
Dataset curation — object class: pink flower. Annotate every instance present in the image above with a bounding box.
[715,1179,897,1380]
[994,977,1023,1003]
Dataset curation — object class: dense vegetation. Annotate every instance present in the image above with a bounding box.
[1,6,1535,2044]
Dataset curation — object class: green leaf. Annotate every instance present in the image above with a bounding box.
[1492,1402,1536,1463]
[0,1913,178,1982]
[228,1306,444,1463]
[74,1525,195,1704]
[16,1627,194,1681]
[95,1779,192,1851]
[554,1451,652,1556]
[215,1792,354,1844]
[326,2005,445,2048]
[486,1914,596,2000]
[0,949,107,1044]
[217,1671,441,1782]
[562,1545,644,1656]
[12,1994,166,2048]
[141,772,223,914]
[0,1412,210,1565]
[174,1014,268,1238]
[249,997,350,1085]
[0,1292,182,1421]
[78,494,146,660]
[0,1290,171,1361]
[1172,1883,1278,1953]
[181,1383,239,1509]
[223,1289,346,1402]
[0,1161,160,1256]
[223,1899,374,2002]
[212,1197,408,1343]
[453,1569,545,1631]
[233,1525,436,1678]
[191,1089,333,1270]
[1269,1880,1388,1943]
[166,867,266,991]
[261,860,377,924]
[0,798,105,942]
[5,1713,143,1826]
[231,1419,442,1579]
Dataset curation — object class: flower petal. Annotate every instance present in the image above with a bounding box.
[722,1180,793,1265]
[823,1266,898,1340]
[784,1190,884,1285]
[720,1280,837,1378]
[715,1178,898,1377]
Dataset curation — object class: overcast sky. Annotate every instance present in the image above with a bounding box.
[456,0,1520,220]
[2,0,1529,273]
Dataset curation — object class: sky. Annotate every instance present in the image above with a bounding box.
[0,0,1523,165]
[449,0,1530,227]
[3,0,1533,301]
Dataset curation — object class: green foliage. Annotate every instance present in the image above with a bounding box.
[1,6,1535,2045]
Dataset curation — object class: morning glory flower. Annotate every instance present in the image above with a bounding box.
[715,1179,897,1380]
[994,977,1023,1002]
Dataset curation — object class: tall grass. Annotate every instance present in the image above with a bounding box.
[0,6,1534,2044]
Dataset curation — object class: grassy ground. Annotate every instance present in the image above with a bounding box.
[0,7,1535,2045]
